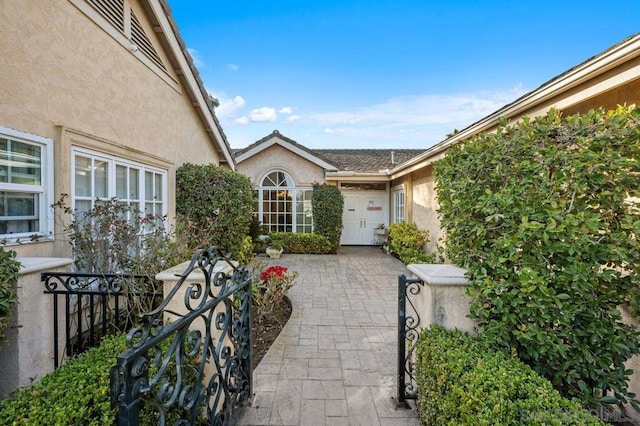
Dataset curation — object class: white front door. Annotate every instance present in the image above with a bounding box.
[341,191,387,245]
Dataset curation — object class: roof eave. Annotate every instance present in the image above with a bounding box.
[151,0,235,169]
[390,33,640,180]
[236,135,338,171]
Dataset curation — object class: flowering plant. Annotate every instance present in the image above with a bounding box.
[260,265,288,282]
[251,262,298,323]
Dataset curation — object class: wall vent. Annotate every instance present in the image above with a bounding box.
[86,0,166,71]
[88,0,124,31]
[130,9,166,70]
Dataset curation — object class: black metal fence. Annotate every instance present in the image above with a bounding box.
[397,273,423,407]
[42,271,159,369]
[110,247,253,425]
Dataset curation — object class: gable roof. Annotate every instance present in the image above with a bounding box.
[315,149,424,173]
[141,0,235,168]
[236,131,425,174]
[235,130,339,170]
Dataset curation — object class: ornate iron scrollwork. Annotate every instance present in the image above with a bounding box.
[111,247,253,425]
[397,274,423,407]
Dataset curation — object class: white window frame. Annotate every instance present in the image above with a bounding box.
[257,170,313,233]
[393,186,405,224]
[71,147,168,219]
[0,126,54,244]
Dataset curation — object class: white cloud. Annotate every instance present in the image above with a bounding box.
[278,107,292,114]
[215,95,246,118]
[227,63,239,71]
[216,86,531,150]
[187,48,204,68]
[250,107,277,122]
[302,86,529,148]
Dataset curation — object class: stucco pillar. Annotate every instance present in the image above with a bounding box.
[406,264,475,334]
[0,257,73,399]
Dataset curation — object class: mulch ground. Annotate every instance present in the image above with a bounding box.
[251,297,292,369]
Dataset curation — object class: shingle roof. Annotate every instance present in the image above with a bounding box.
[314,149,425,173]
[234,130,326,161]
[234,130,425,173]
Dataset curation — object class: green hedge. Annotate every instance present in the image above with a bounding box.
[434,106,640,407]
[387,221,435,264]
[268,232,333,254]
[311,183,343,253]
[0,247,20,348]
[176,163,254,262]
[0,334,196,425]
[415,326,604,425]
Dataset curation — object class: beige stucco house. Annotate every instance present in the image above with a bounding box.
[238,33,640,254]
[235,130,422,245]
[0,0,233,397]
[1,0,233,259]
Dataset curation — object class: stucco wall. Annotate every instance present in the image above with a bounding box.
[237,143,326,186]
[0,0,221,257]
[406,165,444,255]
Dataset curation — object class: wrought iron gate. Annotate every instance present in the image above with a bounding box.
[109,247,253,425]
[42,271,158,369]
[397,273,423,407]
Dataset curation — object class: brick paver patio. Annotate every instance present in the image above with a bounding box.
[238,246,420,426]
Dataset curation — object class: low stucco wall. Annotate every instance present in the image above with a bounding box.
[406,263,640,423]
[0,257,73,399]
[406,264,474,335]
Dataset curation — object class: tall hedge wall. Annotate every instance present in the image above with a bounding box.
[176,163,254,261]
[311,183,344,253]
[434,106,640,408]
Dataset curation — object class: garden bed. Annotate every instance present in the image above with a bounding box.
[251,296,291,369]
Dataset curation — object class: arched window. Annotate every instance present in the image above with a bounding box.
[257,171,313,233]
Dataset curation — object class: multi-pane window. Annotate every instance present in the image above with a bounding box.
[73,148,166,222]
[257,170,313,233]
[393,188,405,224]
[0,127,53,241]
[296,190,313,233]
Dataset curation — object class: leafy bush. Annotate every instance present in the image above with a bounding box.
[0,247,20,348]
[434,107,640,408]
[52,197,181,323]
[0,334,196,425]
[52,195,183,274]
[387,221,435,264]
[249,261,298,323]
[235,235,256,265]
[176,163,254,262]
[311,183,343,253]
[415,326,605,425]
[268,232,333,254]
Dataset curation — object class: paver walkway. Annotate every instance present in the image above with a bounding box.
[238,246,420,426]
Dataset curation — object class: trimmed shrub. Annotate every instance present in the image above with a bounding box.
[387,221,435,264]
[311,183,343,253]
[0,334,197,425]
[434,106,640,408]
[415,326,604,425]
[0,247,20,348]
[176,164,254,262]
[268,232,333,254]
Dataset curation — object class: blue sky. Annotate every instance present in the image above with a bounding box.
[167,1,640,150]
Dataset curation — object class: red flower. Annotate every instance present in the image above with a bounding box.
[261,265,288,282]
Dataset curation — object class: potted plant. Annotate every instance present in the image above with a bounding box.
[374,224,388,235]
[266,239,284,259]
